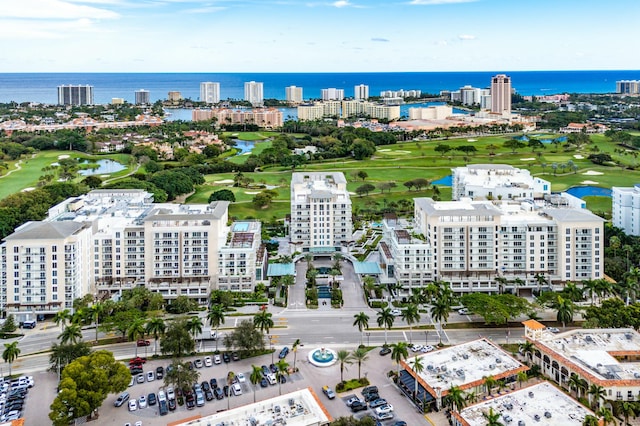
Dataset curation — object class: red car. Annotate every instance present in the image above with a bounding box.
[129,357,147,365]
[136,340,151,347]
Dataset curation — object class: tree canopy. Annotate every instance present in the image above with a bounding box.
[459,293,533,325]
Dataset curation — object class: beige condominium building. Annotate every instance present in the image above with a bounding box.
[290,172,352,253]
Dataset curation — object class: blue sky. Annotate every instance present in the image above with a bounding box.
[0,0,638,72]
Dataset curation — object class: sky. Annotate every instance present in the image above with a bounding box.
[0,0,638,73]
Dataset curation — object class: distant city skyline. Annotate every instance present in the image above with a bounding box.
[1,0,639,73]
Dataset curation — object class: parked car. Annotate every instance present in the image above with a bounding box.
[194,359,204,368]
[213,355,222,365]
[136,339,150,347]
[129,357,146,365]
[346,397,363,407]
[322,385,335,399]
[214,387,224,399]
[410,344,423,352]
[168,398,176,411]
[209,378,218,389]
[379,347,391,356]
[364,392,380,402]
[279,375,287,384]
[156,366,164,380]
[147,392,156,406]
[232,352,240,361]
[390,309,402,316]
[204,356,213,367]
[114,393,130,407]
[222,353,231,363]
[129,366,143,375]
[547,327,560,333]
[458,308,470,315]
[223,385,230,396]
[136,374,145,384]
[279,347,289,359]
[362,385,379,395]
[138,395,147,408]
[369,398,388,408]
[421,345,435,353]
[157,390,167,403]
[377,411,394,421]
[128,376,134,387]
[351,401,368,412]
[269,363,278,373]
[185,391,195,410]
[236,372,246,383]
[128,399,138,411]
[232,383,242,396]
[166,387,174,400]
[375,404,394,415]
[146,371,154,382]
[261,365,270,376]
[158,400,168,416]
[260,377,268,388]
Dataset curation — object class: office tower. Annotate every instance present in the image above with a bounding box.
[244,81,264,106]
[57,85,94,106]
[490,74,511,114]
[285,86,303,104]
[321,88,344,101]
[167,91,182,101]
[354,84,369,100]
[290,172,352,251]
[135,89,150,105]
[200,82,221,104]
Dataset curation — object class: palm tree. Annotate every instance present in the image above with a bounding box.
[409,356,425,399]
[401,303,421,344]
[484,375,498,396]
[275,359,290,395]
[519,341,535,362]
[553,295,575,329]
[447,385,466,412]
[362,276,376,297]
[596,407,614,426]
[145,317,166,356]
[292,338,301,372]
[128,318,146,357]
[588,383,606,410]
[253,310,274,336]
[2,342,20,377]
[58,323,82,345]
[582,279,599,305]
[568,373,582,398]
[430,298,451,345]
[89,302,103,342]
[249,364,263,403]
[516,371,528,389]
[616,400,636,425]
[390,342,409,375]
[352,312,370,346]
[187,316,204,349]
[53,309,72,331]
[465,391,479,405]
[207,305,225,351]
[336,349,352,383]
[582,415,599,426]
[483,407,505,426]
[351,347,369,380]
[377,308,394,345]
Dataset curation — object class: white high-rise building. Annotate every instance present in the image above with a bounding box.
[321,88,344,101]
[57,85,94,105]
[613,184,640,236]
[200,82,221,104]
[452,164,551,201]
[354,84,369,100]
[290,172,352,252]
[244,81,264,106]
[285,86,303,104]
[491,74,512,114]
[616,80,640,95]
[134,89,150,105]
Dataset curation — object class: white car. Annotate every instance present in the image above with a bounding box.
[232,383,242,396]
[236,372,246,383]
[458,308,470,315]
[390,309,402,316]
[213,355,222,364]
[204,356,213,367]
[146,371,155,382]
[377,411,394,421]
[375,404,394,415]
[138,395,147,408]
[410,344,423,352]
[421,345,435,353]
[128,376,134,387]
[166,387,175,400]
[157,390,167,402]
[128,399,138,411]
[135,422,142,426]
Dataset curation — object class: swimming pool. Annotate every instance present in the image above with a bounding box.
[565,186,612,198]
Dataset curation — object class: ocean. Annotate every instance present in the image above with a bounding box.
[0,71,639,105]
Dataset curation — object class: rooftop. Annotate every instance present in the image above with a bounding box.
[454,382,594,426]
[171,388,330,426]
[406,338,526,394]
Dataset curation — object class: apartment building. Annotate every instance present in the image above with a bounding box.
[321,88,344,101]
[354,84,369,100]
[452,164,551,201]
[290,172,352,252]
[244,81,264,106]
[192,108,283,128]
[491,74,512,114]
[0,190,266,317]
[524,320,640,404]
[167,91,182,101]
[612,184,640,236]
[408,105,453,120]
[297,103,324,121]
[285,85,303,104]
[57,85,94,106]
[616,80,640,95]
[135,89,150,105]
[200,82,221,104]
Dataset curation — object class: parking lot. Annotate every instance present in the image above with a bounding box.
[24,345,436,425]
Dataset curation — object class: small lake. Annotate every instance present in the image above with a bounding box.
[78,159,126,176]
[565,186,612,198]
[233,139,256,155]
[432,175,452,186]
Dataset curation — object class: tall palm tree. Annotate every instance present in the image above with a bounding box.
[616,400,636,425]
[377,308,394,345]
[53,309,71,331]
[128,318,146,357]
[89,302,104,343]
[465,391,479,405]
[275,359,290,395]
[447,385,466,412]
[336,349,352,383]
[568,373,582,398]
[553,295,575,329]
[409,356,425,399]
[582,279,599,305]
[483,407,505,426]
[582,415,599,426]
[516,371,528,389]
[401,303,421,344]
[249,364,263,403]
[145,317,166,356]
[390,342,409,375]
[362,276,376,298]
[519,341,535,362]
[352,312,370,346]
[58,323,82,345]
[253,310,274,336]
[596,407,614,426]
[351,347,369,380]
[187,316,204,349]
[292,338,301,372]
[588,383,606,410]
[430,298,451,345]
[484,375,498,396]
[2,342,20,377]
[207,305,225,351]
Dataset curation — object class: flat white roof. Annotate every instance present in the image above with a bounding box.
[172,388,330,426]
[456,382,594,426]
[408,339,525,392]
[537,328,640,381]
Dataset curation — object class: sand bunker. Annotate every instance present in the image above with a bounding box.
[573,154,584,159]
[467,139,477,142]
[100,175,110,178]
[520,158,535,161]
[245,191,260,195]
[581,180,599,185]
[21,187,35,192]
[57,154,70,160]
[582,170,603,176]
[214,179,234,184]
[378,149,391,152]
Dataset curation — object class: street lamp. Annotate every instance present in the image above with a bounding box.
[424,330,428,347]
[366,332,371,347]
[268,335,274,364]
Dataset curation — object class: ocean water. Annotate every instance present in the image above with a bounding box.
[0,71,638,105]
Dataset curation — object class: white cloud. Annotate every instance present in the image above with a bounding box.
[458,34,476,40]
[410,0,476,5]
[332,0,350,7]
[183,6,227,13]
[0,0,119,19]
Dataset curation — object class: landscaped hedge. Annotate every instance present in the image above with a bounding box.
[336,377,370,392]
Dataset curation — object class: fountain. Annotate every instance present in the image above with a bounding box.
[308,347,338,367]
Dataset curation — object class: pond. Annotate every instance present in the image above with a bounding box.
[565,186,612,199]
[233,139,256,155]
[78,159,126,176]
[432,175,452,186]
